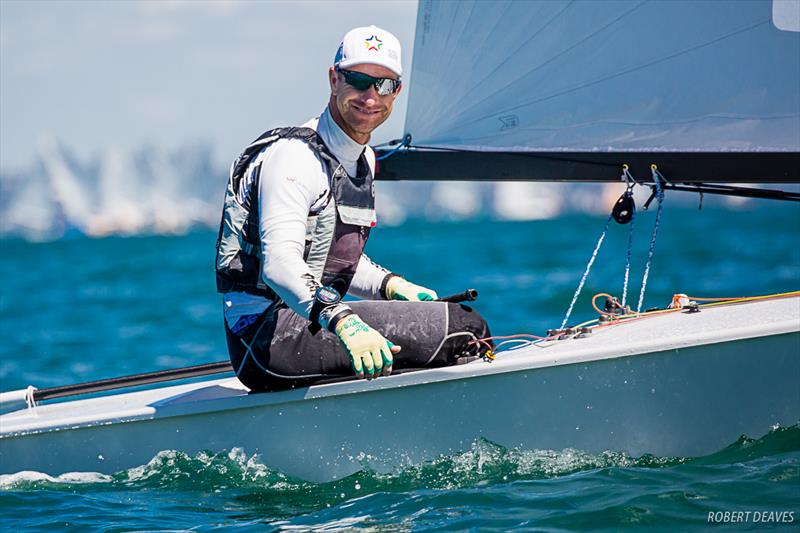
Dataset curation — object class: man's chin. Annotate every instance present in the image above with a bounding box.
[346,116,383,134]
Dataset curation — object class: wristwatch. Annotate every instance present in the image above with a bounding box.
[315,285,341,307]
[309,285,353,333]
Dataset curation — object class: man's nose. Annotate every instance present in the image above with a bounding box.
[359,85,379,105]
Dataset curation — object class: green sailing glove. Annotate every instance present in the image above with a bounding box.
[385,276,438,301]
[334,314,399,379]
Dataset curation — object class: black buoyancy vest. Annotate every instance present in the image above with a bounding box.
[215,127,376,301]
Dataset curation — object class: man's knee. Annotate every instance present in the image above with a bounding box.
[435,303,492,364]
[447,303,491,340]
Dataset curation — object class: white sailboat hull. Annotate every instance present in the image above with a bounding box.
[2,297,798,482]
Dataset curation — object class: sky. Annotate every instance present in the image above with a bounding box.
[0,0,419,171]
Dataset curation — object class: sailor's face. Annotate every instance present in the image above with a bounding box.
[329,64,401,143]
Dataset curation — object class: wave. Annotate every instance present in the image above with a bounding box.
[3,424,796,494]
[691,423,800,466]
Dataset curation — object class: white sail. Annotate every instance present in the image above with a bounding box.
[405,0,800,153]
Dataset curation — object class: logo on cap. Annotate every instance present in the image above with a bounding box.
[364,35,383,51]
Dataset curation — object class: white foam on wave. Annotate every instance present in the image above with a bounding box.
[0,470,112,489]
[0,447,293,490]
[116,447,305,490]
[274,515,370,531]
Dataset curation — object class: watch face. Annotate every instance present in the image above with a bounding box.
[317,286,340,304]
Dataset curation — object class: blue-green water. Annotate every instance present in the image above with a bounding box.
[1,204,799,531]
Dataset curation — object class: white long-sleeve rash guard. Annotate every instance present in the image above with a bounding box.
[223,107,390,328]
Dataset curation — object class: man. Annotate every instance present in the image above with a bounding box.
[215,25,491,391]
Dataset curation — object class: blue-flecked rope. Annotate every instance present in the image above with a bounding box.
[560,213,614,330]
[622,165,636,307]
[375,144,403,161]
[375,137,410,161]
[636,167,666,313]
[622,214,635,308]
[620,168,637,308]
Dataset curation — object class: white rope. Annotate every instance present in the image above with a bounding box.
[560,213,613,329]
[636,166,666,313]
[25,385,37,410]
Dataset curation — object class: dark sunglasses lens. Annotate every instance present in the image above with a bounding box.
[340,69,399,95]
[343,71,374,91]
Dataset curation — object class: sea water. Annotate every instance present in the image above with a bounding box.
[1,201,799,531]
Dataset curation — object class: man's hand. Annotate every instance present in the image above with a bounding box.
[334,314,401,379]
[385,276,438,301]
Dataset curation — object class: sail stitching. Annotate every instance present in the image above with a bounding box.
[450,18,770,133]
[434,0,632,134]
[448,112,800,147]
[414,0,482,133]
[418,0,580,135]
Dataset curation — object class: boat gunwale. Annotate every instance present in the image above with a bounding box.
[2,296,797,437]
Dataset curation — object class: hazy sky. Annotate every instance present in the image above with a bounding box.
[0,0,418,170]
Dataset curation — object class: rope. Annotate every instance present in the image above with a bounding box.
[622,214,635,307]
[621,167,636,307]
[480,290,798,357]
[375,144,404,161]
[592,292,623,317]
[375,135,411,161]
[25,385,37,409]
[560,213,614,329]
[636,166,665,313]
[691,290,800,307]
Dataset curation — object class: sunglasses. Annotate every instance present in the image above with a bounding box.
[336,67,401,96]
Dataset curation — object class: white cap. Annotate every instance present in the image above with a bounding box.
[334,25,402,77]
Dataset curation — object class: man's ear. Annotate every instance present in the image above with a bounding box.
[329,67,338,95]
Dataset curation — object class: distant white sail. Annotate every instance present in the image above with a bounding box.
[405,0,800,153]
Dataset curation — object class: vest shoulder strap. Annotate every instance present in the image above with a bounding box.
[230,127,338,182]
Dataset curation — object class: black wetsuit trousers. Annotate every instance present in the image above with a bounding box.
[225,300,492,391]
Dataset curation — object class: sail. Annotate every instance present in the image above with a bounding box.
[380,0,800,182]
